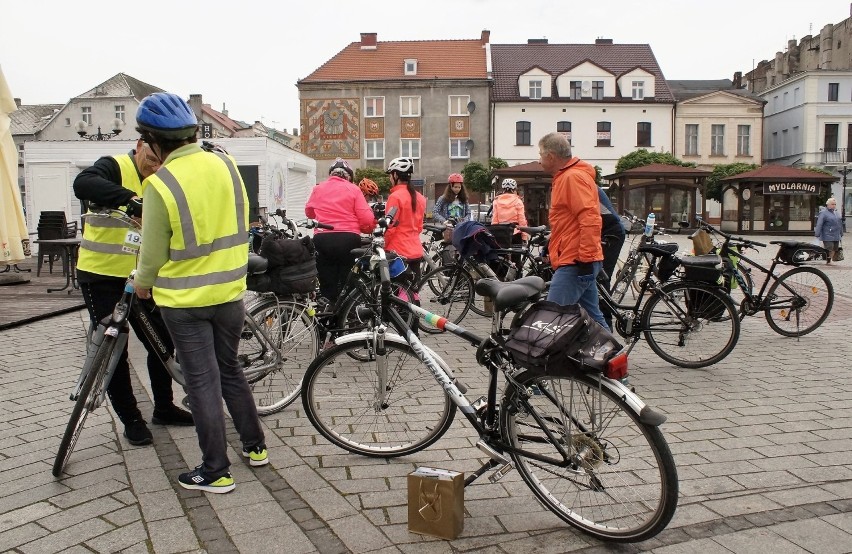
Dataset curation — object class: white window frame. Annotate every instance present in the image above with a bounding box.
[404,59,417,75]
[737,125,751,156]
[364,96,384,118]
[631,81,645,100]
[81,106,92,125]
[400,96,421,117]
[569,81,582,100]
[711,124,725,156]
[448,95,470,116]
[400,138,421,159]
[365,139,384,160]
[115,105,125,122]
[449,139,470,159]
[685,124,699,155]
[592,81,604,100]
[529,80,542,100]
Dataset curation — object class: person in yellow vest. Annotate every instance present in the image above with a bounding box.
[133,92,266,494]
[74,140,193,448]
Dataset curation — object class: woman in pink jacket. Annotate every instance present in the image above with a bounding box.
[384,157,426,287]
[305,159,375,300]
[491,178,529,252]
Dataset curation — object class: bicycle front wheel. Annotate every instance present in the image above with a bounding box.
[501,371,678,542]
[53,335,118,477]
[642,282,740,368]
[764,267,834,337]
[417,265,473,332]
[243,298,319,415]
[302,340,456,457]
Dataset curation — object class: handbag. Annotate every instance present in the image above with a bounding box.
[834,243,844,262]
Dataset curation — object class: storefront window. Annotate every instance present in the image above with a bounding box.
[626,187,645,217]
[668,188,690,228]
[788,196,813,231]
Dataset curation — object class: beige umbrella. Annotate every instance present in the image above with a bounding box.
[0,65,29,267]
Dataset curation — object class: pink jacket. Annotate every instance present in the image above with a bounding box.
[491,193,529,239]
[305,176,375,234]
[385,184,426,260]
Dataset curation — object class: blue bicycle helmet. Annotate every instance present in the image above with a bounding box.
[136,92,198,140]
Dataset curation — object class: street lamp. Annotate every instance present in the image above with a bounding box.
[839,165,851,231]
[76,118,124,140]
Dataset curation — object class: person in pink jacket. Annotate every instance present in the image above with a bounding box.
[305,159,375,300]
[384,157,426,287]
[491,178,529,258]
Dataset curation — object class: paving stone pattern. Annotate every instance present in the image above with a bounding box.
[0,233,850,553]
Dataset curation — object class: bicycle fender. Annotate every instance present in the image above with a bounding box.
[599,377,667,427]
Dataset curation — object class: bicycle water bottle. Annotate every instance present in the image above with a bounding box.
[644,213,655,237]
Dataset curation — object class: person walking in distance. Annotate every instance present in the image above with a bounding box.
[384,157,426,287]
[815,198,843,264]
[74,139,193,448]
[133,92,267,493]
[537,132,608,328]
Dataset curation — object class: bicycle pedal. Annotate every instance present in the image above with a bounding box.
[471,395,487,412]
[476,440,510,465]
[489,462,515,483]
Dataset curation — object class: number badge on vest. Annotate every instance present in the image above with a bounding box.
[122,230,142,254]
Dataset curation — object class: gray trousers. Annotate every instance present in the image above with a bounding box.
[160,299,264,478]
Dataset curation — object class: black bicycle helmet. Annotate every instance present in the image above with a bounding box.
[136,92,198,140]
[329,158,354,181]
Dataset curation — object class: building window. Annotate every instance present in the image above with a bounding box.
[825,123,839,152]
[400,96,420,117]
[404,59,417,76]
[449,139,470,159]
[365,96,384,117]
[828,82,839,102]
[115,105,125,122]
[637,122,651,147]
[529,80,542,100]
[685,124,699,155]
[592,81,604,100]
[737,125,751,156]
[516,121,531,146]
[64,117,71,126]
[557,121,571,143]
[401,138,420,159]
[711,124,725,155]
[631,81,644,100]
[448,95,470,116]
[365,139,384,160]
[570,81,582,100]
[596,121,611,147]
[771,132,779,158]
[81,106,92,125]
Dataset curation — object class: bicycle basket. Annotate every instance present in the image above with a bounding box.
[690,229,714,256]
[776,241,829,265]
[505,301,623,374]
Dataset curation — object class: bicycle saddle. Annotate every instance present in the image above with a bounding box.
[519,225,547,234]
[247,254,268,275]
[475,276,546,312]
[638,242,678,257]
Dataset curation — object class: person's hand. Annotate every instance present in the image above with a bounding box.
[135,287,152,300]
[575,261,593,276]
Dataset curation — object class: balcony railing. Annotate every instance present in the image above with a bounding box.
[821,148,850,164]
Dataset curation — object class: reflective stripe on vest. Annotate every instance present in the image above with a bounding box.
[76,154,142,277]
[148,151,248,307]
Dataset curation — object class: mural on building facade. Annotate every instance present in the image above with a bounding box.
[272,162,286,210]
[301,98,360,159]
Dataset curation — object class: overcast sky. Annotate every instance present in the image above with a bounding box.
[1,0,848,132]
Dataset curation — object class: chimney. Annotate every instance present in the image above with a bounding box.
[292,128,299,136]
[14,98,21,109]
[360,32,377,50]
[222,102,228,117]
[595,38,614,45]
[189,94,203,120]
[733,72,743,88]
[527,38,548,44]
[480,30,490,45]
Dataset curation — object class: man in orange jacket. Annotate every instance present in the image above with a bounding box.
[538,132,608,328]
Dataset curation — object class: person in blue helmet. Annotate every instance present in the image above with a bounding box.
[133,92,266,494]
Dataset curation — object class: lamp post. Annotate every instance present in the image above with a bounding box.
[76,118,124,140]
[839,165,851,232]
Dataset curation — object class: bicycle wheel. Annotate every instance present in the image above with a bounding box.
[242,298,319,415]
[302,340,456,457]
[53,335,118,477]
[417,265,473,333]
[467,263,498,317]
[641,281,739,368]
[501,371,678,542]
[764,267,834,337]
[611,255,642,303]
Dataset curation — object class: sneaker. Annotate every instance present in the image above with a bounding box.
[123,419,153,446]
[151,405,194,426]
[242,444,269,467]
[178,466,235,493]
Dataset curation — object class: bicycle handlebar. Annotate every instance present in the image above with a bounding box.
[694,216,766,248]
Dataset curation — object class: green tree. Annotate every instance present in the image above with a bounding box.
[463,157,509,193]
[801,166,835,205]
[353,167,391,193]
[704,162,758,202]
[614,149,695,174]
[594,165,603,186]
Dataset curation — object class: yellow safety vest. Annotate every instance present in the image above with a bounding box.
[76,154,143,278]
[146,151,248,308]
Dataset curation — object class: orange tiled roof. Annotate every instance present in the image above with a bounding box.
[300,38,488,83]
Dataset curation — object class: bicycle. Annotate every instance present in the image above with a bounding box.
[611,214,677,303]
[693,217,834,337]
[300,245,678,542]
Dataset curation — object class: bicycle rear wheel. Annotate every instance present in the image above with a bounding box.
[417,265,473,333]
[302,340,456,457]
[642,281,739,368]
[243,298,319,415]
[501,371,678,542]
[53,335,118,477]
[764,267,833,337]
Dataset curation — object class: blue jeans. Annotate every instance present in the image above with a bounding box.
[547,262,610,330]
[160,299,264,478]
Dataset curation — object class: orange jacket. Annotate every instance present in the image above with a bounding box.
[385,184,426,260]
[548,157,603,268]
[491,193,528,239]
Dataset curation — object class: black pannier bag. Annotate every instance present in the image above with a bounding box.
[655,255,680,282]
[248,235,318,295]
[776,241,829,265]
[505,301,623,374]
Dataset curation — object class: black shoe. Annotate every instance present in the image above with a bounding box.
[123,419,153,446]
[151,405,195,426]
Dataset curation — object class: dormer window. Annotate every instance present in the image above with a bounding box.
[632,81,645,100]
[404,59,417,76]
[529,80,542,100]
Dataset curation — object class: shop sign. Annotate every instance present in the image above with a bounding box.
[762,182,818,195]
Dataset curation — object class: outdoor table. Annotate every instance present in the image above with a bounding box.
[33,239,82,293]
